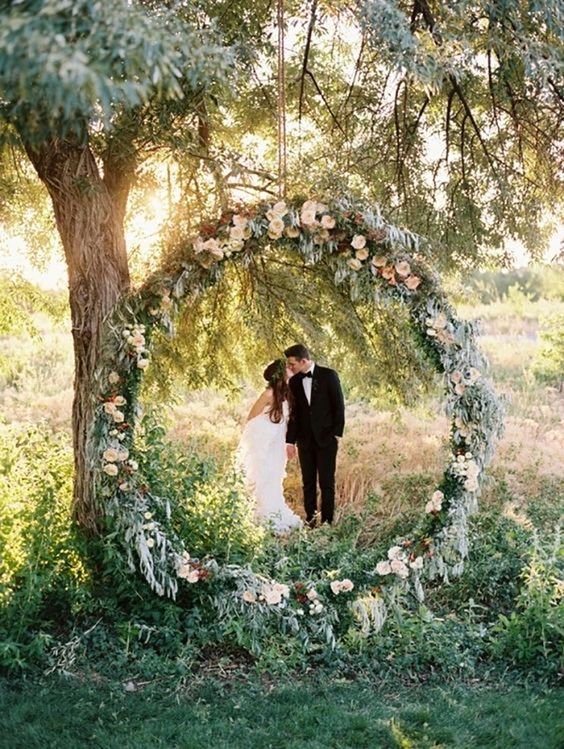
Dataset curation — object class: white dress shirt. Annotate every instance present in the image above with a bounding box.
[302,362,315,405]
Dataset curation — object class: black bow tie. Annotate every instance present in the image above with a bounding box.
[303,372,313,378]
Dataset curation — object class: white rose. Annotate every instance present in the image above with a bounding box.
[103,448,119,463]
[351,234,366,250]
[340,579,354,593]
[347,258,362,271]
[108,371,120,385]
[129,460,138,471]
[355,248,369,261]
[306,588,318,600]
[146,538,155,549]
[242,590,256,603]
[320,214,336,229]
[103,402,117,414]
[137,359,150,370]
[112,410,125,423]
[103,463,118,476]
[118,482,130,491]
[409,556,424,570]
[131,333,145,348]
[116,449,129,462]
[375,561,392,575]
[187,569,200,584]
[114,395,126,406]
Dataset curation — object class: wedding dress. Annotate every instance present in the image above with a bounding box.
[237,400,303,532]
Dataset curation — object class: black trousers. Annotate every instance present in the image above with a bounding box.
[297,437,338,525]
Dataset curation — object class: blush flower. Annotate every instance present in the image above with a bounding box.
[230,225,246,241]
[347,258,363,271]
[375,560,392,575]
[351,234,366,250]
[390,559,409,578]
[321,214,336,229]
[268,217,285,236]
[232,214,248,228]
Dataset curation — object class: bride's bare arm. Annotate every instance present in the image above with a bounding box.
[247,388,273,421]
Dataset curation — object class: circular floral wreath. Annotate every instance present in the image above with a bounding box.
[93,197,504,636]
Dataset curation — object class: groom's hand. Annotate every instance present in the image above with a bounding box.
[286,443,297,459]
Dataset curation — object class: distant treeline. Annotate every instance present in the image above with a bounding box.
[463,264,564,303]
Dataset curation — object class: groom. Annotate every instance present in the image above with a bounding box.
[285,344,345,527]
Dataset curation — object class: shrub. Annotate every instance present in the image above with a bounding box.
[490,530,563,680]
[530,313,564,389]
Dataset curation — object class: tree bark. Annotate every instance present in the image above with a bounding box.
[23,136,131,534]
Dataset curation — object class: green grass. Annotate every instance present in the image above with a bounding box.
[1,676,562,749]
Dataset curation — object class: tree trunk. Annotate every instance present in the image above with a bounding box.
[23,136,131,534]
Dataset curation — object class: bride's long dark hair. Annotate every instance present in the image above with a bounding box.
[263,359,292,423]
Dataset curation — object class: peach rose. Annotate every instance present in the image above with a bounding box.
[285,226,301,238]
[405,275,421,290]
[395,260,410,277]
[230,225,246,241]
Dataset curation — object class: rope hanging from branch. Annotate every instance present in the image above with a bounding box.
[277,0,287,198]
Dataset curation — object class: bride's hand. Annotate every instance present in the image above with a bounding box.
[286,444,297,459]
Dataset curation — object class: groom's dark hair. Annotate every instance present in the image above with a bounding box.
[284,344,311,360]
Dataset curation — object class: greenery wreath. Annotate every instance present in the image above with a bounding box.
[92,196,504,637]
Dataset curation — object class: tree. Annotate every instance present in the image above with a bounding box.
[0,0,237,531]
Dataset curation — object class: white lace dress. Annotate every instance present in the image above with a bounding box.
[237,401,303,532]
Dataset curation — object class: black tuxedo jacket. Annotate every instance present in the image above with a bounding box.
[286,365,345,448]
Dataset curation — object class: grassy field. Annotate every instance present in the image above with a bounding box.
[1,676,562,749]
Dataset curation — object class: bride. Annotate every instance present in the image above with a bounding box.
[238,359,303,532]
